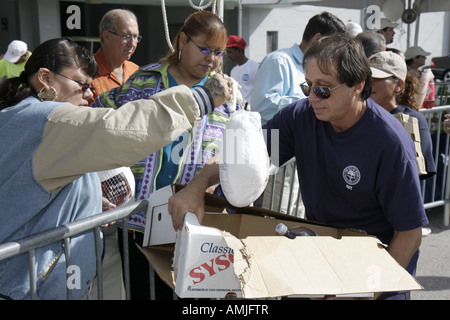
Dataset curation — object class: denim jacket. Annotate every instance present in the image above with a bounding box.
[0,98,100,299]
[0,87,213,299]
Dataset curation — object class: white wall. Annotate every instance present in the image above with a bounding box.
[15,0,61,51]
[246,5,361,63]
[245,5,449,64]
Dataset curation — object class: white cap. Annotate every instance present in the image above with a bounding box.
[378,18,399,30]
[275,223,288,236]
[404,46,431,60]
[4,40,28,63]
[346,21,363,36]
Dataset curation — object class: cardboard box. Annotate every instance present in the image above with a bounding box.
[394,113,427,175]
[140,184,422,299]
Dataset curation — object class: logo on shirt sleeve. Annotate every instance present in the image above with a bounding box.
[343,165,361,190]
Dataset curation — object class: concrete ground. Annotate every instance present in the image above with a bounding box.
[411,207,450,300]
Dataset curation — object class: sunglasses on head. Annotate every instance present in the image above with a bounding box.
[185,33,226,57]
[300,81,345,100]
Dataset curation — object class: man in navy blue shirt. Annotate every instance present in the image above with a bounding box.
[169,34,428,300]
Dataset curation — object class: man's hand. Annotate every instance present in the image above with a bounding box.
[168,155,220,231]
[168,182,207,231]
[204,73,232,108]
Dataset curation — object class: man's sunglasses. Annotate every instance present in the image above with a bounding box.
[53,71,93,93]
[300,81,345,100]
[185,33,226,57]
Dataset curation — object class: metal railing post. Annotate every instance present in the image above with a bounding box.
[0,200,148,300]
[64,237,72,300]
[122,218,131,300]
[443,151,450,227]
[149,265,155,300]
[28,250,37,300]
[93,228,103,300]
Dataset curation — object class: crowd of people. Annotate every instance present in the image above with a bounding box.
[0,11,231,299]
[0,7,446,301]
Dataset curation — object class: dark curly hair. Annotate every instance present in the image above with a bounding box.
[397,72,421,111]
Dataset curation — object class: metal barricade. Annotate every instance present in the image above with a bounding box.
[420,104,450,226]
[435,81,450,107]
[0,200,148,300]
[261,157,302,217]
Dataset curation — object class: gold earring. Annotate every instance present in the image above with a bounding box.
[37,86,57,101]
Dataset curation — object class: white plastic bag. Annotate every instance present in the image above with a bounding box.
[219,110,270,207]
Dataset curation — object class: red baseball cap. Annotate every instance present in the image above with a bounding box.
[227,35,246,50]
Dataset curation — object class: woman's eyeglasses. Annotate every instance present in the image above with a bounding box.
[53,71,93,93]
[185,33,226,57]
[300,81,345,100]
[108,30,142,43]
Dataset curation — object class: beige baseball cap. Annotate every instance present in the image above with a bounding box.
[369,51,407,81]
[404,46,431,60]
[4,40,28,63]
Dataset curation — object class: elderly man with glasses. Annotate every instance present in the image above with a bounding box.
[89,9,141,104]
[87,8,142,300]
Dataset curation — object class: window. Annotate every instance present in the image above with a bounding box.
[266,31,278,54]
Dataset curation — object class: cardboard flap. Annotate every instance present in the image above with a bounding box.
[172,184,330,228]
[137,244,176,290]
[223,235,423,298]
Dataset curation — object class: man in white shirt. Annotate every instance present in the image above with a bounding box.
[226,35,259,106]
[249,12,345,217]
[251,12,345,125]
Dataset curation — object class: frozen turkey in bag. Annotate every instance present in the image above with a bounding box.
[219,110,270,207]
